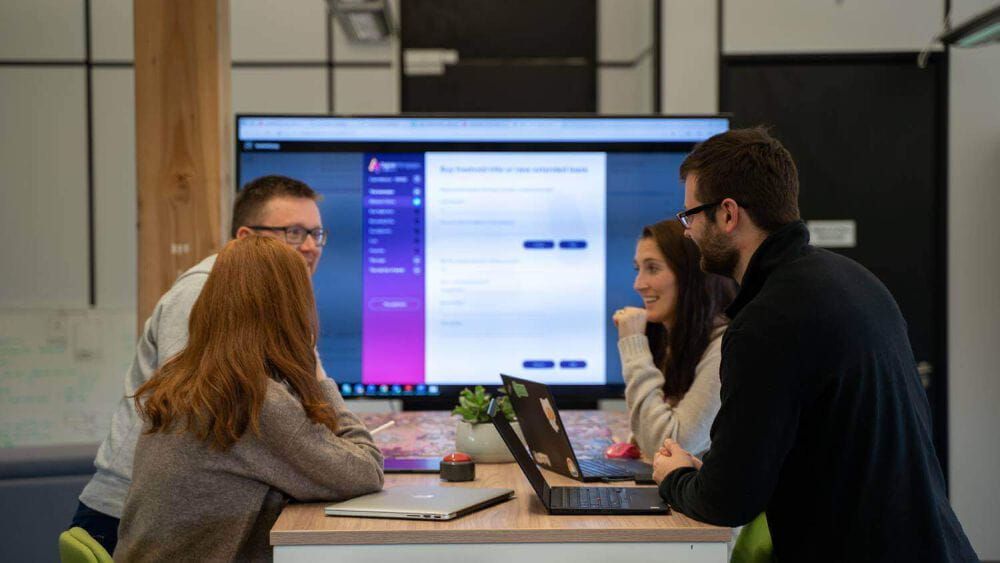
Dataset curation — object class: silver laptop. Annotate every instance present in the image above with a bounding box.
[324,485,514,520]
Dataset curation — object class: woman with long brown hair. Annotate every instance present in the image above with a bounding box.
[612,219,737,458]
[115,236,383,561]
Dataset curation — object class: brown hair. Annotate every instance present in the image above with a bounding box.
[642,220,737,401]
[231,175,320,237]
[679,127,800,233]
[134,236,338,450]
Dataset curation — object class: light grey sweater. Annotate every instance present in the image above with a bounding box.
[115,379,384,562]
[618,325,726,458]
[80,254,217,518]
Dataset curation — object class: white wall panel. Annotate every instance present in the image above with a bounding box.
[948,5,1000,561]
[92,68,137,310]
[0,68,89,307]
[723,0,944,54]
[598,0,655,115]
[599,61,653,115]
[0,0,85,60]
[333,68,398,115]
[661,0,717,114]
[90,0,133,62]
[232,0,327,62]
[599,0,653,62]
[233,68,329,114]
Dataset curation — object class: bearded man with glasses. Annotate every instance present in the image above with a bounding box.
[654,128,977,562]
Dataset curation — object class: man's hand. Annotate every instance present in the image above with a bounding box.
[652,438,702,485]
[612,306,648,339]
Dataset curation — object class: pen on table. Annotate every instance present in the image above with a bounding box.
[370,420,395,435]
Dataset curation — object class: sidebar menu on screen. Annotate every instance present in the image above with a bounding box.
[361,153,425,385]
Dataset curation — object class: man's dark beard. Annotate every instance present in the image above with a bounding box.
[698,223,739,279]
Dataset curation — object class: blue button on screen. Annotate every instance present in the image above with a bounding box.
[523,240,555,249]
[523,360,556,369]
[558,240,587,249]
[559,360,587,368]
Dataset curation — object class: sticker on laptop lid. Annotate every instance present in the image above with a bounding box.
[539,397,560,433]
[510,381,529,398]
[566,457,579,478]
[533,451,552,467]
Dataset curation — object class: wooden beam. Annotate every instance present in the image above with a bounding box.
[134,0,232,325]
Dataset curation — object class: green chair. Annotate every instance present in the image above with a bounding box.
[59,527,113,563]
[731,512,773,563]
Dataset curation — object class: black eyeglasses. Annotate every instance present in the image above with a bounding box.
[248,225,327,247]
[675,199,746,229]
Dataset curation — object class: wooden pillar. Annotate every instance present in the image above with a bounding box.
[134,0,232,325]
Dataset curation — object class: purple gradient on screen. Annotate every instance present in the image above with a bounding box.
[362,153,425,384]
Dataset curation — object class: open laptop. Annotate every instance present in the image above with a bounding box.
[488,398,668,515]
[501,374,651,482]
[324,485,514,520]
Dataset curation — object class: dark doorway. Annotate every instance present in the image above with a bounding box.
[721,53,950,479]
[401,0,597,112]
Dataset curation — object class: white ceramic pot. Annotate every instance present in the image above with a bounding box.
[455,420,524,463]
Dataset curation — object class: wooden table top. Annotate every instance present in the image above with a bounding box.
[358,410,632,459]
[271,464,731,545]
[272,411,731,546]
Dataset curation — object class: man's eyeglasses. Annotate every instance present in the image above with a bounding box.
[675,199,746,229]
[249,225,327,247]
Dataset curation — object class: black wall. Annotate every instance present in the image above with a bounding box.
[721,53,950,476]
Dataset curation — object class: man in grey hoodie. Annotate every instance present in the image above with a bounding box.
[70,175,333,554]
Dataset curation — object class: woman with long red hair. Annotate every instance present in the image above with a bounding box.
[116,236,383,561]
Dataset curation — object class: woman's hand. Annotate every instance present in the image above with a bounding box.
[612,306,648,339]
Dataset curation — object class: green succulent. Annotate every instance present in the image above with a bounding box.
[451,385,516,423]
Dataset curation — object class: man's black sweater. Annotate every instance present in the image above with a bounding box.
[659,222,977,562]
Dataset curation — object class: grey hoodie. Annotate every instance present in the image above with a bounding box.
[79,255,217,517]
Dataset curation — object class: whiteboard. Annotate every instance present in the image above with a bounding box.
[0,308,136,448]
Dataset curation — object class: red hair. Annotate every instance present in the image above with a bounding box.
[134,236,337,450]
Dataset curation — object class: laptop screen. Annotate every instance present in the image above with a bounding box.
[501,374,583,479]
[488,399,549,503]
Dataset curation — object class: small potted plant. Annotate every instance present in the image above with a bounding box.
[451,385,524,463]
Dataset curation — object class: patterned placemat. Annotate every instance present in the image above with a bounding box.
[359,410,631,459]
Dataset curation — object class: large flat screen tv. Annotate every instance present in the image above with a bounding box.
[236,115,729,407]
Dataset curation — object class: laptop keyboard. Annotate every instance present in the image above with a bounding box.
[578,458,636,477]
[558,487,631,509]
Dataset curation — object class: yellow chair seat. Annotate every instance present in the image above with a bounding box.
[59,526,113,563]
[731,512,773,563]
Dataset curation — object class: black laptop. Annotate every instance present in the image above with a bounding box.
[501,374,651,482]
[487,398,668,515]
